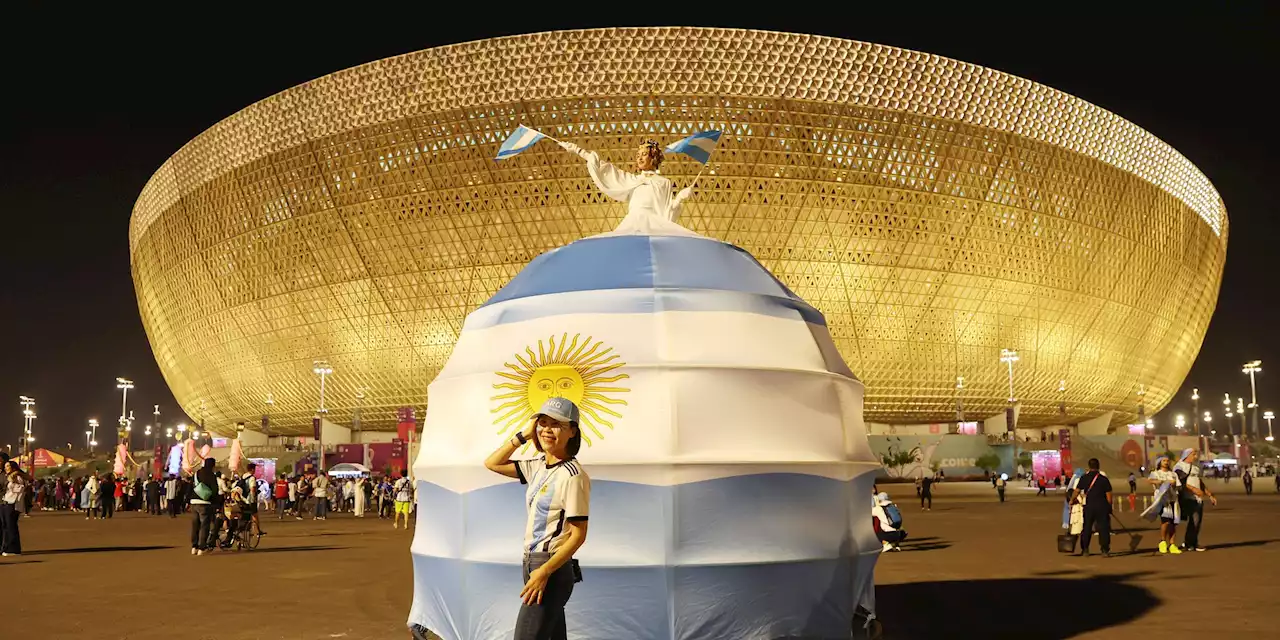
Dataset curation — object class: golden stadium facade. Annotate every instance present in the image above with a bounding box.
[129,27,1227,435]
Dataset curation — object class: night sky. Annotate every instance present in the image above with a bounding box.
[2,8,1276,451]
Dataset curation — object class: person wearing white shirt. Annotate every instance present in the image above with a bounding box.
[1146,457,1182,554]
[312,472,330,521]
[483,397,590,640]
[1174,449,1216,551]
[558,140,696,236]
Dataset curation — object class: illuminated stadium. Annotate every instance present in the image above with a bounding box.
[128,27,1227,435]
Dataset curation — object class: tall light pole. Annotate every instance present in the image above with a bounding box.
[1204,412,1214,438]
[153,405,160,451]
[116,377,134,439]
[999,349,1018,403]
[19,396,36,469]
[1192,388,1200,434]
[313,360,333,472]
[1175,414,1186,433]
[1225,406,1235,445]
[1265,411,1275,443]
[1223,394,1232,439]
[1237,397,1245,439]
[1244,361,1262,440]
[88,418,99,455]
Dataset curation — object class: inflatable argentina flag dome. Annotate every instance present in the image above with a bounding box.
[410,141,882,639]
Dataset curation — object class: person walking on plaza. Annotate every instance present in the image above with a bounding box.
[190,457,220,555]
[1077,458,1113,557]
[53,478,65,511]
[919,474,933,511]
[1243,469,1253,496]
[84,474,99,519]
[354,475,367,518]
[996,474,1007,503]
[313,471,330,521]
[112,474,124,514]
[483,397,591,640]
[1143,457,1182,554]
[145,476,161,515]
[1036,476,1047,496]
[1174,449,1215,552]
[288,474,299,518]
[165,476,181,518]
[1128,472,1137,495]
[393,472,413,530]
[101,473,117,519]
[2,460,27,556]
[274,473,289,520]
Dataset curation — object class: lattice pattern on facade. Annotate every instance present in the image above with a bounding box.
[129,27,1227,434]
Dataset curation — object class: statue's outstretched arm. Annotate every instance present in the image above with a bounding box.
[557,141,593,161]
[557,141,640,202]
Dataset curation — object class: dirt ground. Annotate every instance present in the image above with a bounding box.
[2,480,1277,639]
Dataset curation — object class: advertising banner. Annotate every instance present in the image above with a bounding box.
[1059,429,1073,475]
[249,458,276,481]
[1032,450,1062,482]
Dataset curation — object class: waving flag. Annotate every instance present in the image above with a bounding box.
[665,129,722,164]
[495,125,546,160]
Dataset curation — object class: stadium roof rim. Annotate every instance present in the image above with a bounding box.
[128,26,1227,254]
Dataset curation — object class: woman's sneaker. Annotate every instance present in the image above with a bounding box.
[1158,541,1168,554]
[1168,544,1183,555]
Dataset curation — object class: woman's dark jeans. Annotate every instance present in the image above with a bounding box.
[513,551,576,640]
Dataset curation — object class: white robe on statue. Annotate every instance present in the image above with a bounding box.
[568,146,700,238]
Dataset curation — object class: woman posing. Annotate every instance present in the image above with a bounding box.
[1,460,27,555]
[1147,457,1183,554]
[483,397,591,640]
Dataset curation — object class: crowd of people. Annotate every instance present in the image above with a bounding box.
[267,470,415,526]
[0,448,419,559]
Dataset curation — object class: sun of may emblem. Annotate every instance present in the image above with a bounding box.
[491,333,630,446]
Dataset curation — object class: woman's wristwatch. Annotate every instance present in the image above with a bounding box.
[514,432,527,446]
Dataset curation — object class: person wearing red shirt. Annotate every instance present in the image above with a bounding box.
[273,473,289,520]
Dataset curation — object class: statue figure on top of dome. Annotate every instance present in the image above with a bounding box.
[558,139,699,236]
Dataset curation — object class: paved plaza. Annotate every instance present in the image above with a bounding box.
[3,479,1277,639]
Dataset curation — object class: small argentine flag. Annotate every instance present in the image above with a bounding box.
[665,130,722,164]
[495,125,546,160]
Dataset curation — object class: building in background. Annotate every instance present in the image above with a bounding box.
[129,27,1226,435]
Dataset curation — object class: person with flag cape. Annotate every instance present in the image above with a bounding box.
[1141,456,1183,554]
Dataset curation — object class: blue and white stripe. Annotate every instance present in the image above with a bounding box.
[477,235,822,326]
[495,125,545,160]
[665,130,721,164]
